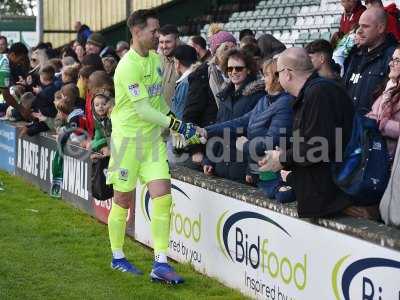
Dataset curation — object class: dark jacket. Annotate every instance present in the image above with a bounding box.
[76,24,92,46]
[200,50,212,63]
[31,82,58,118]
[183,62,218,155]
[203,77,265,182]
[27,82,60,136]
[10,61,29,86]
[344,34,397,114]
[281,73,354,218]
[206,91,294,157]
[183,62,217,127]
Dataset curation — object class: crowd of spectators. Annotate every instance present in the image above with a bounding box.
[1,0,400,227]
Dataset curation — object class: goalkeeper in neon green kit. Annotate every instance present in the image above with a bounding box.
[106,10,201,284]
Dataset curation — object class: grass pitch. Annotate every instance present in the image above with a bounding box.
[0,171,246,300]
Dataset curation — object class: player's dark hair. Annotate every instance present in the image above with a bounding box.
[127,9,158,29]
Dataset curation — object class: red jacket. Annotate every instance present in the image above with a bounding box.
[340,2,366,34]
[84,92,94,138]
[385,3,400,41]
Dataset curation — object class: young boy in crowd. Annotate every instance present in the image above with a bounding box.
[77,65,96,100]
[51,83,85,197]
[61,65,79,85]
[48,58,63,74]
[20,65,58,136]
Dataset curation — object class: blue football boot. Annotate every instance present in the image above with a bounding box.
[111,257,143,275]
[150,262,184,284]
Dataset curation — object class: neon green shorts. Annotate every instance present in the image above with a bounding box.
[106,135,171,192]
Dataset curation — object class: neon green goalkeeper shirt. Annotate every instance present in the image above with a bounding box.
[111,48,169,139]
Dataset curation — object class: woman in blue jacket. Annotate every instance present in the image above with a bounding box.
[201,49,265,182]
[202,58,294,201]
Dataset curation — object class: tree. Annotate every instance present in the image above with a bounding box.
[0,0,36,16]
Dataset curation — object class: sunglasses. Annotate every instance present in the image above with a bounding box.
[227,66,246,73]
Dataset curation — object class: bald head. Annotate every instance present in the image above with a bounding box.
[358,8,387,49]
[361,7,387,27]
[365,0,384,9]
[276,48,314,96]
[277,47,314,74]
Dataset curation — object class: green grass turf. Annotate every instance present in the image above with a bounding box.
[0,171,247,300]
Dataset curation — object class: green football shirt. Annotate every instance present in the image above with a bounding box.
[111,49,169,139]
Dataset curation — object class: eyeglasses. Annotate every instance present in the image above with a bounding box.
[227,66,246,73]
[274,68,293,77]
[390,58,400,66]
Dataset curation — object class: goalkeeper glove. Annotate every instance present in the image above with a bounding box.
[169,117,201,145]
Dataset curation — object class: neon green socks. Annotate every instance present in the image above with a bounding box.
[108,195,172,261]
[151,194,172,258]
[108,202,128,259]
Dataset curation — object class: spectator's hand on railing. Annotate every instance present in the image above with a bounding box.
[100,146,110,157]
[90,153,103,161]
[203,165,213,176]
[236,136,248,152]
[80,140,90,149]
[280,170,291,183]
[245,175,253,184]
[192,152,204,165]
[343,206,379,220]
[90,147,110,161]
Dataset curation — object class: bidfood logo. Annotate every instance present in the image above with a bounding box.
[141,184,201,242]
[332,255,400,300]
[217,210,307,291]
